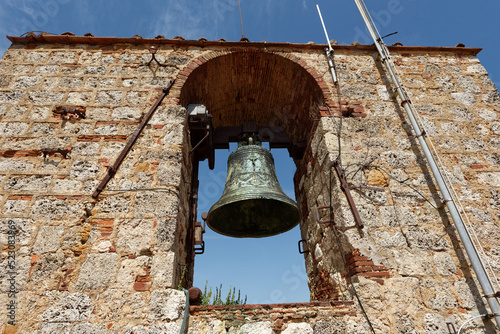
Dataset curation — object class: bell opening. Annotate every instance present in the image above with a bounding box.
[193,144,310,304]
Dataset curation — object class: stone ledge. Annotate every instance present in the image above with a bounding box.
[189,300,355,314]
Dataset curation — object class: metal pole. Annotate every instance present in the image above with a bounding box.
[316,5,338,83]
[353,0,500,328]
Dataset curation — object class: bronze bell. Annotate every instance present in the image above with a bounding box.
[207,141,300,238]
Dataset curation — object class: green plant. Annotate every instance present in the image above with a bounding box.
[201,281,247,305]
[177,266,187,291]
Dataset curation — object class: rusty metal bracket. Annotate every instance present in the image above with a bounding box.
[92,80,175,198]
[298,240,309,254]
[194,241,205,255]
[53,106,86,120]
[146,46,168,67]
[315,205,333,224]
[333,160,364,229]
[41,148,71,159]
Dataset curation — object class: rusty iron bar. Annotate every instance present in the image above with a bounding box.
[92,80,175,198]
[333,160,364,229]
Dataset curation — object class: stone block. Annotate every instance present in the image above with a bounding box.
[433,253,457,276]
[30,198,78,220]
[405,227,450,251]
[26,52,48,63]
[451,92,475,106]
[33,226,64,254]
[151,251,175,287]
[4,175,52,191]
[83,66,107,75]
[48,52,76,64]
[155,219,178,251]
[95,91,123,105]
[149,288,185,321]
[116,256,151,285]
[237,321,273,334]
[456,75,481,93]
[37,323,71,334]
[14,75,41,88]
[133,191,178,218]
[0,159,34,172]
[117,220,154,253]
[393,250,433,276]
[85,107,111,120]
[41,292,94,322]
[100,142,125,157]
[454,280,476,309]
[29,253,65,289]
[282,323,313,334]
[126,91,149,106]
[29,106,50,120]
[35,65,60,74]
[75,253,118,289]
[0,122,28,135]
[71,323,106,334]
[70,160,101,180]
[373,231,406,248]
[72,142,100,157]
[111,106,141,120]
[28,91,64,105]
[66,92,91,105]
[3,199,29,214]
[85,77,116,89]
[29,122,58,135]
[95,196,130,215]
[0,218,34,248]
[384,277,421,313]
[313,320,346,334]
[423,313,450,334]
[479,172,500,187]
[53,179,83,193]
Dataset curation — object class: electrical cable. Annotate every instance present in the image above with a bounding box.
[342,163,439,209]
[457,314,488,334]
[319,21,375,331]
[329,168,376,334]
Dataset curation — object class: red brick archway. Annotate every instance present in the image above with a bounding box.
[177,49,332,143]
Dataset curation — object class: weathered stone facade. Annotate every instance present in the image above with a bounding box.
[0,34,499,333]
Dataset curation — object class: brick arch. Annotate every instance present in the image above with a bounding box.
[176,49,333,144]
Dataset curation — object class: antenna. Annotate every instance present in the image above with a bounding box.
[316,5,338,83]
[316,5,333,52]
[238,0,245,40]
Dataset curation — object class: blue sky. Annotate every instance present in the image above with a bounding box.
[1,0,499,303]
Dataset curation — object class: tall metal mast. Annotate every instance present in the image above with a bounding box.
[352,0,500,328]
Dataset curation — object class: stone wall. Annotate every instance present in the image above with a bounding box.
[0,35,498,333]
[295,49,500,333]
[0,41,193,333]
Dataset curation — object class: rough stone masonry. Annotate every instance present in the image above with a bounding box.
[0,33,499,333]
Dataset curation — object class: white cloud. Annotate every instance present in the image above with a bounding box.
[149,0,243,41]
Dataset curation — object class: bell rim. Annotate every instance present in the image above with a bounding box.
[207,196,301,238]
